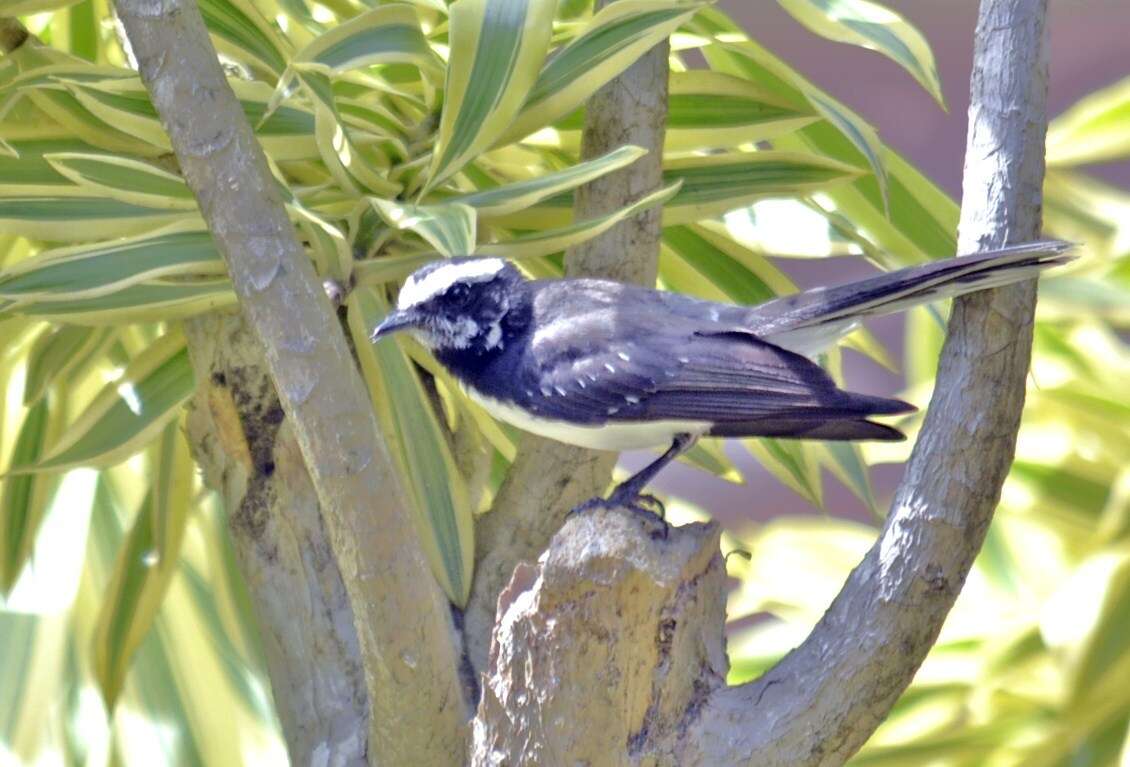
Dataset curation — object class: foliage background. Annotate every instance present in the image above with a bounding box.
[0,0,1127,765]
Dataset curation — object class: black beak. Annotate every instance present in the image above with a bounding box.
[370,309,420,342]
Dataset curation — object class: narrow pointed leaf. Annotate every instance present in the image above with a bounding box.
[370,199,477,257]
[425,0,557,191]
[479,182,678,257]
[23,325,114,406]
[0,223,223,302]
[92,422,192,708]
[13,280,236,325]
[776,0,945,108]
[503,1,705,143]
[0,196,190,242]
[198,0,291,77]
[745,438,824,508]
[1047,74,1130,167]
[348,288,474,604]
[451,144,648,218]
[292,4,441,75]
[8,333,194,473]
[44,153,196,210]
[1,400,57,593]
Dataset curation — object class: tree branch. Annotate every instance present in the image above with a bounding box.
[680,1,1051,763]
[111,1,470,762]
[463,2,672,674]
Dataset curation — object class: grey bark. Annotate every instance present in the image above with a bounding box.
[462,9,672,675]
[682,0,1051,763]
[112,1,471,764]
[184,315,368,766]
[474,0,1050,764]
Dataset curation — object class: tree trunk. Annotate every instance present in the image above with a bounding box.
[112,2,472,763]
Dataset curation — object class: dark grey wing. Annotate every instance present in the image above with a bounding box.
[516,281,911,440]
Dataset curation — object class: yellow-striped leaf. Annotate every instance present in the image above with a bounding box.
[92,422,193,708]
[776,0,945,108]
[348,288,474,604]
[479,182,678,258]
[44,153,196,210]
[199,0,291,77]
[292,4,441,75]
[370,199,477,257]
[502,0,705,144]
[23,325,114,406]
[1047,75,1130,167]
[662,151,864,225]
[0,196,190,242]
[451,144,647,218]
[745,437,824,509]
[661,221,797,305]
[12,280,236,325]
[0,223,224,302]
[7,333,194,474]
[0,400,59,593]
[425,0,558,191]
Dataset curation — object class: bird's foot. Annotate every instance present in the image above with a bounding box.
[568,490,669,539]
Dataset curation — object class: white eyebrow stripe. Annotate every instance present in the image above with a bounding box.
[398,259,506,309]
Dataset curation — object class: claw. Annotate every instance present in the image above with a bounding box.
[569,491,670,540]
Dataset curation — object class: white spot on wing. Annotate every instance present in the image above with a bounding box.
[398,259,506,309]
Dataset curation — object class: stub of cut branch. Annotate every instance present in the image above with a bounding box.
[472,508,728,766]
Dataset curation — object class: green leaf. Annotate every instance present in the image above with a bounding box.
[451,144,648,218]
[664,70,818,151]
[0,195,190,242]
[45,153,196,210]
[370,199,477,257]
[1047,74,1130,167]
[198,0,291,77]
[292,4,441,75]
[745,438,824,508]
[479,182,678,257]
[425,0,558,191]
[776,0,945,108]
[92,422,192,708]
[12,279,236,325]
[502,0,705,143]
[820,441,876,515]
[1,400,56,593]
[0,223,223,302]
[6,332,195,473]
[661,222,796,305]
[349,288,474,605]
[23,325,114,406]
[661,151,864,225]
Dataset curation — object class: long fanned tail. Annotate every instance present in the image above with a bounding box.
[752,240,1075,356]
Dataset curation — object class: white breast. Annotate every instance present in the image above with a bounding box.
[462,386,711,451]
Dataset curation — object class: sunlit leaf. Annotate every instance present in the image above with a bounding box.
[7,332,195,473]
[425,0,557,190]
[92,422,192,708]
[775,0,945,108]
[370,199,477,257]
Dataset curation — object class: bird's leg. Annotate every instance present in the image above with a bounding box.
[569,434,699,536]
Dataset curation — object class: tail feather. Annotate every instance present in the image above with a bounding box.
[753,240,1074,355]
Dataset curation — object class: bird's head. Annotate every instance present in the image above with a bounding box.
[370,257,527,355]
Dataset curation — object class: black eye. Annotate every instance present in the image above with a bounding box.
[448,283,471,305]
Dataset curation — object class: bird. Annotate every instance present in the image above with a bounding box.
[370,240,1073,512]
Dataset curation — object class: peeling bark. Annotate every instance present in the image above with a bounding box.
[111,1,471,763]
[464,0,672,675]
